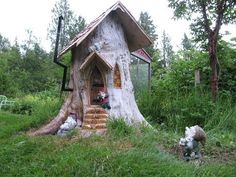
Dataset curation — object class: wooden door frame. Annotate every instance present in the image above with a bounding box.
[88,64,107,106]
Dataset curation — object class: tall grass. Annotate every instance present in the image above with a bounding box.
[137,89,236,133]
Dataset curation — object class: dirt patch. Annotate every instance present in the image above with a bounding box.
[158,143,236,164]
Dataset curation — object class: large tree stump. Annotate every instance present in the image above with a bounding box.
[30,8,150,136]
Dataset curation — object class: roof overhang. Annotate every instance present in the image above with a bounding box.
[59,1,152,57]
[80,51,113,71]
[131,48,152,63]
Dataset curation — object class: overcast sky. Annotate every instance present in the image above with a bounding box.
[0,0,235,52]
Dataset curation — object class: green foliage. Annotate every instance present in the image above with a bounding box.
[168,0,236,47]
[0,33,62,97]
[0,34,10,51]
[0,92,62,138]
[138,90,212,130]
[218,40,236,98]
[159,30,174,67]
[0,38,22,96]
[2,92,62,130]
[181,33,193,51]
[48,0,86,50]
[138,40,236,132]
[153,50,210,93]
[138,11,158,56]
[11,101,33,115]
[168,0,236,100]
[150,50,162,76]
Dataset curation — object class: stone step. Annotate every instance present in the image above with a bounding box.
[83,123,106,129]
[82,106,108,132]
[86,107,107,114]
[84,113,108,119]
[83,118,107,124]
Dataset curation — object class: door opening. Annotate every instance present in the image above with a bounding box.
[90,66,105,105]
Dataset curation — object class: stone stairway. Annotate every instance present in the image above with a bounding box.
[81,105,108,136]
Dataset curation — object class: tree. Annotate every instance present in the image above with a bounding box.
[0,35,22,96]
[14,30,59,93]
[168,0,236,101]
[138,11,158,56]
[48,0,86,50]
[180,33,194,60]
[0,34,10,52]
[181,33,193,51]
[160,30,174,67]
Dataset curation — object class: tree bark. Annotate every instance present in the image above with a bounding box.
[28,93,73,136]
[200,0,223,101]
[29,48,83,136]
[208,32,220,102]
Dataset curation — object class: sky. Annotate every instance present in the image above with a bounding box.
[0,0,235,52]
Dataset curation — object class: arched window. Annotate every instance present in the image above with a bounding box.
[113,63,121,88]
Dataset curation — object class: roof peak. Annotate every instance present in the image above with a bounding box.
[59,1,152,57]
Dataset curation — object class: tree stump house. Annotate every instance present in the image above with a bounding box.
[32,1,152,135]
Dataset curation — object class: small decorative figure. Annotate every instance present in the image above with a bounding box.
[57,113,78,136]
[96,89,111,110]
[179,125,206,161]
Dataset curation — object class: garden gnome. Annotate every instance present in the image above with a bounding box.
[96,88,111,110]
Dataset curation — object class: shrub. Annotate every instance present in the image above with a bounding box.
[2,91,62,128]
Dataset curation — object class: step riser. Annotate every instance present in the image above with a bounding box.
[82,106,108,131]
[85,114,108,119]
[83,124,107,129]
[84,116,108,120]
[84,119,107,124]
[86,109,107,114]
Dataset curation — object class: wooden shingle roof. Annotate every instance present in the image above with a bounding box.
[59,1,152,57]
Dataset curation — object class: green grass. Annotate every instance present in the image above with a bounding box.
[137,89,236,133]
[0,111,236,177]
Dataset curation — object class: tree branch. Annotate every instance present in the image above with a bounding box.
[199,0,211,34]
[213,0,226,36]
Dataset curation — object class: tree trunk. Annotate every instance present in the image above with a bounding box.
[29,13,149,136]
[29,49,83,136]
[208,32,220,102]
[28,93,72,136]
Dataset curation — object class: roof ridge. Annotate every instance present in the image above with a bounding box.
[59,1,152,57]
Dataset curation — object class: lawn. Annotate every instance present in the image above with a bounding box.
[0,111,235,177]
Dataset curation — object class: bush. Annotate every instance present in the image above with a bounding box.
[2,91,62,129]
[10,96,34,115]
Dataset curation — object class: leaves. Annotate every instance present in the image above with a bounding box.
[47,0,86,50]
[138,11,158,56]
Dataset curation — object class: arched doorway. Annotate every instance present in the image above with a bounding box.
[90,66,105,105]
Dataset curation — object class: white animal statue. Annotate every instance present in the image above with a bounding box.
[57,113,78,136]
[179,125,206,161]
